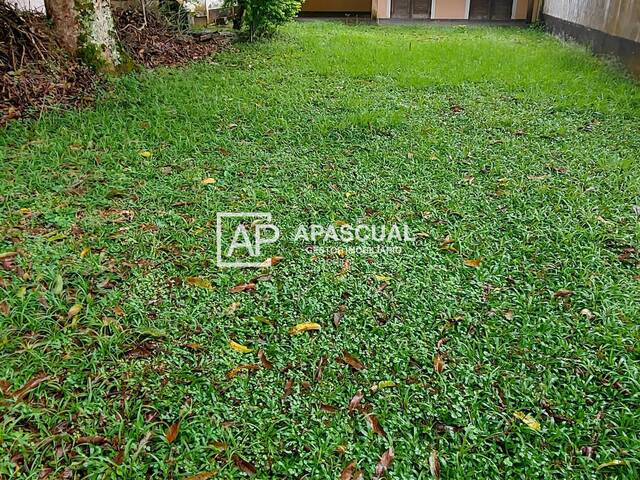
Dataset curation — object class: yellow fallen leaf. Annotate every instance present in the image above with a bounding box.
[139,150,153,158]
[463,258,482,268]
[289,322,321,335]
[186,277,212,289]
[596,459,626,471]
[80,247,91,258]
[374,274,392,282]
[201,177,216,185]
[185,471,217,480]
[513,411,541,431]
[372,380,397,392]
[67,304,82,319]
[229,340,252,353]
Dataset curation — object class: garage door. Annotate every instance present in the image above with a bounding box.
[469,0,513,20]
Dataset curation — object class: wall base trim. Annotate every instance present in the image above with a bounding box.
[543,14,640,77]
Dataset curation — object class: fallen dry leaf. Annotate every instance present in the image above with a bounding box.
[596,459,626,471]
[186,277,213,289]
[320,404,338,413]
[580,308,594,319]
[184,472,217,480]
[463,258,482,268]
[315,356,327,382]
[433,354,445,373]
[371,380,396,392]
[289,322,321,335]
[229,340,252,353]
[201,177,216,185]
[338,351,365,371]
[80,247,91,258]
[257,256,284,268]
[230,282,256,294]
[67,304,82,319]
[341,461,357,480]
[138,150,153,158]
[0,301,9,316]
[348,390,364,412]
[282,378,294,399]
[337,259,350,276]
[554,289,573,298]
[13,373,50,400]
[165,421,180,443]
[373,447,394,480]
[333,304,347,327]
[257,349,273,369]
[232,454,256,476]
[226,364,259,379]
[429,449,440,479]
[513,411,541,431]
[75,436,110,446]
[365,414,386,437]
[504,310,514,321]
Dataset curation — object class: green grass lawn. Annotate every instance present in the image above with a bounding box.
[1,21,639,479]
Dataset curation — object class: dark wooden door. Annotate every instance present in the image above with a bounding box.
[469,0,512,20]
[392,0,431,19]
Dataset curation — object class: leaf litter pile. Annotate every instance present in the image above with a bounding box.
[1,22,640,479]
[1,2,231,126]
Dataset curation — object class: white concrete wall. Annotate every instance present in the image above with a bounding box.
[12,0,46,12]
[543,0,640,42]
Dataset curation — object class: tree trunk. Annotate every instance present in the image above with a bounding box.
[45,0,129,73]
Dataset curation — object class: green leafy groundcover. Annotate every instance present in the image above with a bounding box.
[1,21,639,479]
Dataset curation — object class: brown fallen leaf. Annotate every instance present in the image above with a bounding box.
[257,256,284,268]
[320,404,338,413]
[341,461,357,480]
[230,282,256,294]
[282,378,294,399]
[365,414,386,437]
[315,356,327,382]
[289,322,321,335]
[337,259,350,276]
[333,304,347,327]
[373,447,394,480]
[186,277,213,289]
[433,354,445,373]
[0,301,9,316]
[201,177,216,185]
[232,454,256,476]
[226,364,259,379]
[554,289,573,298]
[184,343,204,351]
[257,349,273,369]
[463,258,482,268]
[75,436,110,446]
[185,472,217,480]
[348,390,364,412]
[165,421,180,443]
[429,449,440,479]
[338,351,365,371]
[13,373,50,400]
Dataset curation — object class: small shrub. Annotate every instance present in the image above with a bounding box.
[227,0,302,41]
